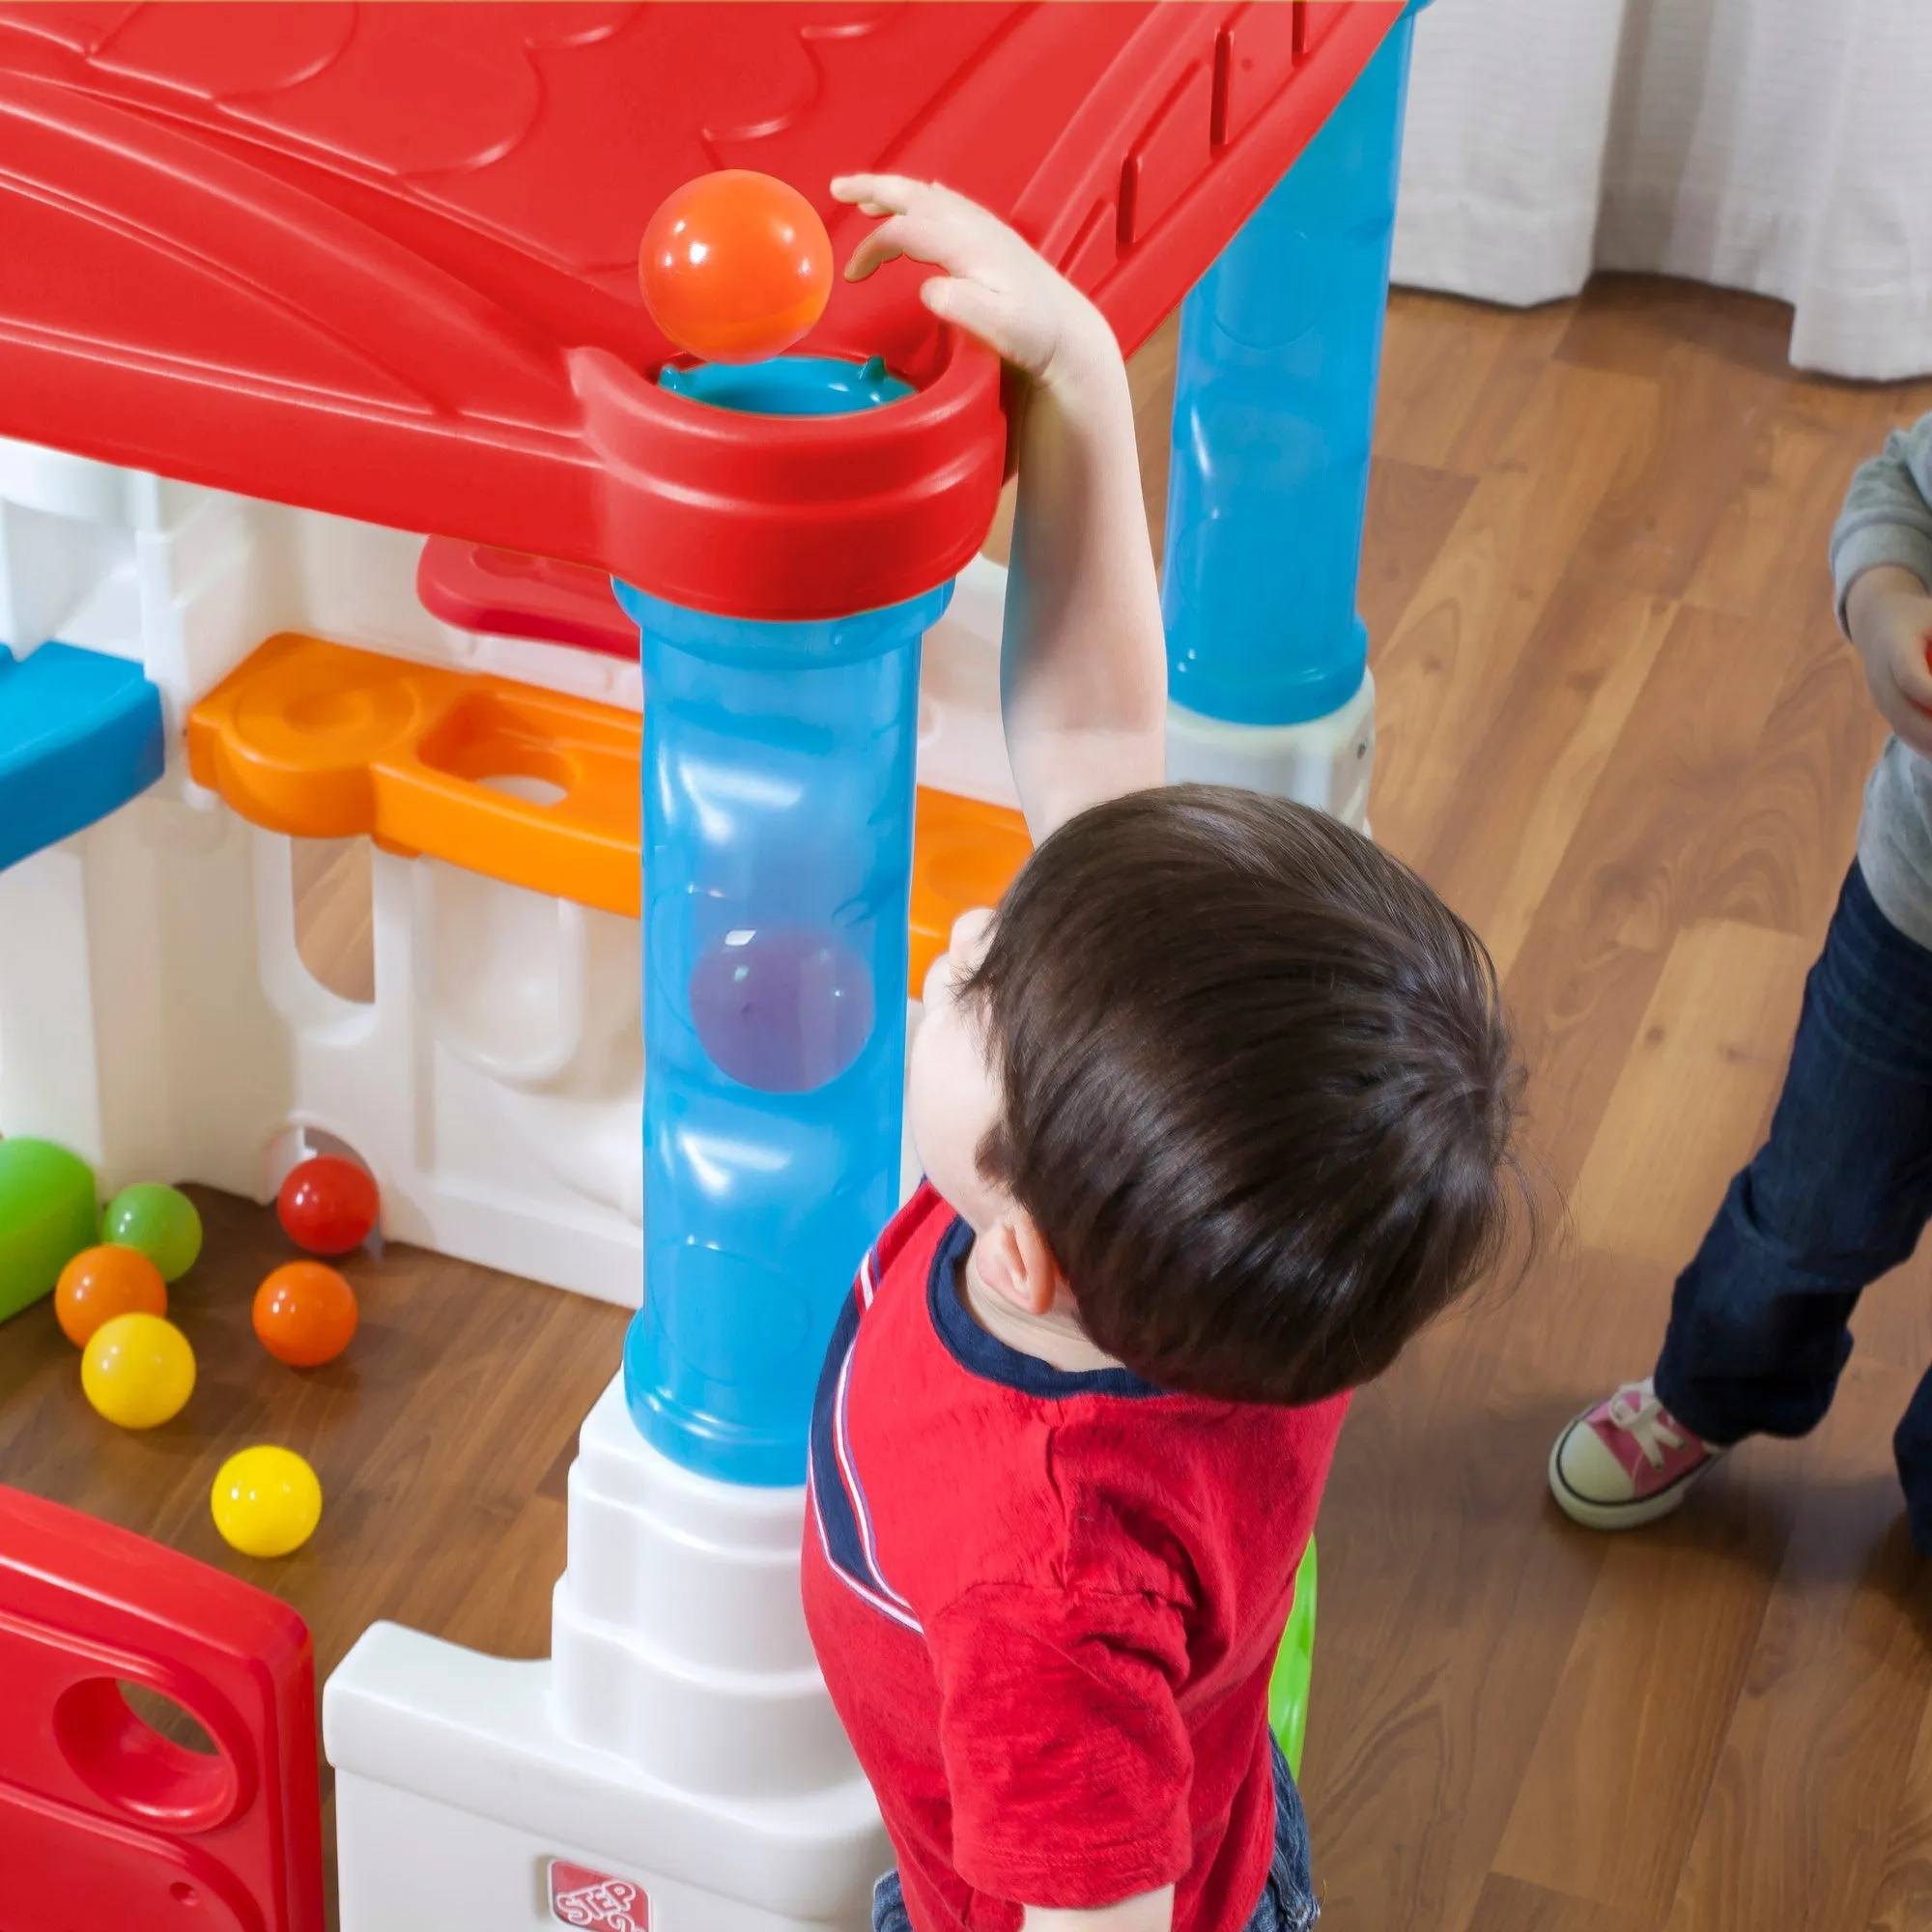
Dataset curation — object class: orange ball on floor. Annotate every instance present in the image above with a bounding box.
[55,1243,167,1348]
[253,1261,358,1368]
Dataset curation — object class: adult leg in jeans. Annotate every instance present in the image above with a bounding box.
[1655,863,1932,1532]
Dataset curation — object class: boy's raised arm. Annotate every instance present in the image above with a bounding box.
[835,177,1168,842]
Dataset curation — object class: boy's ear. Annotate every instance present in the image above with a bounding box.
[976,1208,1065,1319]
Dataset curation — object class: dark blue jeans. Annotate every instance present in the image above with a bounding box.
[1654,862,1932,1549]
[870,1735,1317,1931]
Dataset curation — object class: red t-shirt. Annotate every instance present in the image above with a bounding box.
[803,1185,1348,1932]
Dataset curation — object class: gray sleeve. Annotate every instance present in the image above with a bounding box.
[1832,413,1932,628]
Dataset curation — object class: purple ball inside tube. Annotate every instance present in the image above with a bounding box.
[688,923,877,1094]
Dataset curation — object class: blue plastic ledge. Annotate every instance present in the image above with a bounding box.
[0,642,166,872]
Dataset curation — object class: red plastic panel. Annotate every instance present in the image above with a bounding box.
[0,3,1402,621]
[417,539,638,660]
[0,1485,323,1932]
[1120,56,1217,248]
[1215,4,1305,149]
[1296,1,1354,63]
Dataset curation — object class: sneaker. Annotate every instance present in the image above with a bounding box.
[1548,1378,1726,1530]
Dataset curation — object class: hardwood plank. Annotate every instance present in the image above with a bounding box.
[1436,304,1593,484]
[1867,1686,1932,1932]
[1491,1463,1800,1919]
[1371,359,1660,857]
[1300,1259,1624,1932]
[1570,921,1813,1271]
[1358,457,1480,652]
[1376,292,1576,480]
[1463,1874,1638,1932]
[1555,274,1799,384]
[1662,1359,1930,1932]
[1374,289,1515,473]
[1682,412,1868,629]
[1499,603,1806,1189]
[1690,631,1888,941]
[1420,574,1677,977]
[1566,339,1787,607]
[439,1492,570,1661]
[1306,1414,1605,1932]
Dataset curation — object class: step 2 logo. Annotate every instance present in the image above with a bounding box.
[549,1861,650,1930]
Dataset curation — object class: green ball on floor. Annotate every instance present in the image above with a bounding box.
[0,1138,99,1324]
[100,1182,203,1285]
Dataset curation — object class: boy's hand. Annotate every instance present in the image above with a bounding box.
[1848,565,1932,757]
[832,175,1112,396]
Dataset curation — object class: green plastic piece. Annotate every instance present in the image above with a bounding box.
[0,1137,99,1321]
[1268,1537,1318,1781]
[100,1182,203,1284]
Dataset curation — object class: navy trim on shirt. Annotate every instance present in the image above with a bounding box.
[809,1242,923,1632]
[925,1213,1168,1400]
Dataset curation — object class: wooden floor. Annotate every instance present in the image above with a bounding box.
[7,275,1932,1930]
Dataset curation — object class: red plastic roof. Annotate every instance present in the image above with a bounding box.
[0,3,1399,619]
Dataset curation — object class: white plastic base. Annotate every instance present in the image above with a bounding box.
[0,788,647,1303]
[1165,675,1376,831]
[326,1379,886,1932]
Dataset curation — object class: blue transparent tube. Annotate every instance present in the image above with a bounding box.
[1161,11,1419,727]
[613,577,951,1487]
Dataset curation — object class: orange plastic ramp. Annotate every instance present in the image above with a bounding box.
[910,789,1032,992]
[187,634,643,916]
[189,633,1033,951]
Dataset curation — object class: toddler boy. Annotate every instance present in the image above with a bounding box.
[808,177,1526,1932]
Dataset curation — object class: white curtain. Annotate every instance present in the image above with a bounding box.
[1391,0,1932,381]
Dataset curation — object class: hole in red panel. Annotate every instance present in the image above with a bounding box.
[170,1880,201,1908]
[119,1681,218,1755]
[54,1678,241,1829]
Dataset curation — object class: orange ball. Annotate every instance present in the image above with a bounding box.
[640,170,833,364]
[252,1262,358,1369]
[56,1243,167,1348]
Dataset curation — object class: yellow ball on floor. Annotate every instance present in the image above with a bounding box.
[212,1445,323,1559]
[80,1312,195,1429]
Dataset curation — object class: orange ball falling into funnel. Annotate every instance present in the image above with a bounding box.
[639,170,835,365]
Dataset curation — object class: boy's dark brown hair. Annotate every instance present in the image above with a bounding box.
[965,784,1527,1406]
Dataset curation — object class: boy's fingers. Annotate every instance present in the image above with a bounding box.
[830,172,924,214]
[844,218,909,282]
[848,204,998,288]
